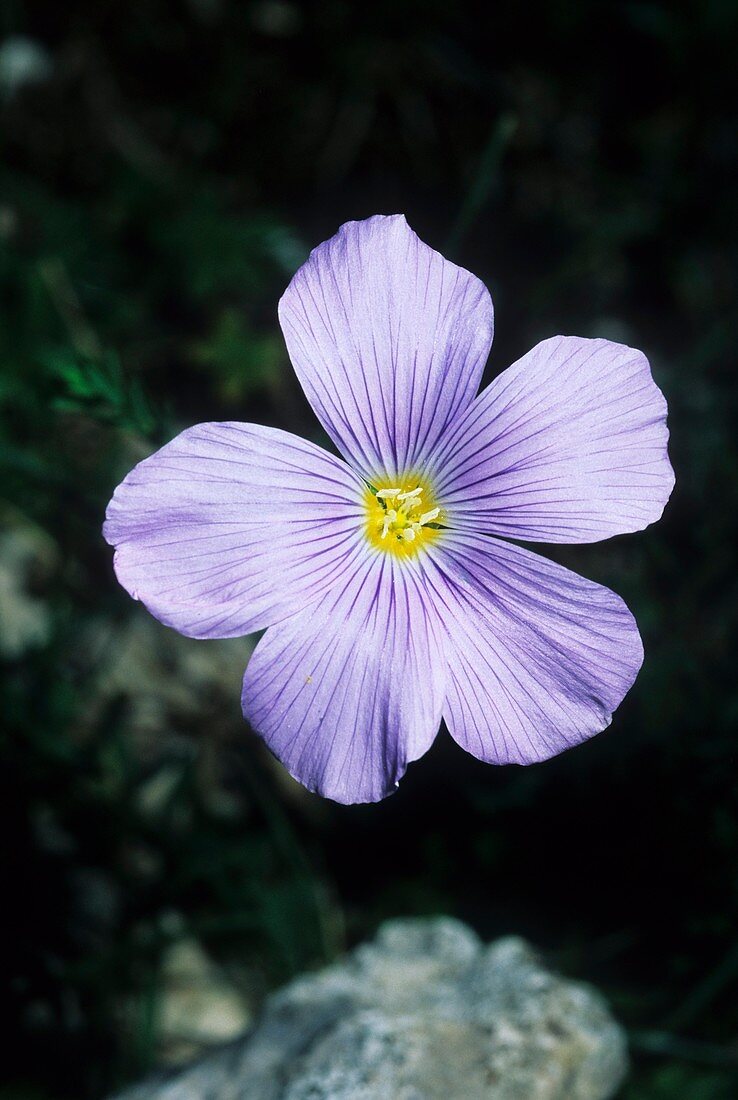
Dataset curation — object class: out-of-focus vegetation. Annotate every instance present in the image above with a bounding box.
[1,2,736,1097]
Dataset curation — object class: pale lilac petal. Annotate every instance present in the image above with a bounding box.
[104,422,365,639]
[278,215,494,481]
[433,336,674,543]
[422,532,643,764]
[242,553,445,804]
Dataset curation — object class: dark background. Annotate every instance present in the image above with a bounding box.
[1,2,737,1097]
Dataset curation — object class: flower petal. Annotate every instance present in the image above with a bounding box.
[242,554,445,804]
[278,215,494,481]
[423,532,643,764]
[104,422,365,638]
[433,336,674,543]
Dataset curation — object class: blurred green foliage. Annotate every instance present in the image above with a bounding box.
[1,2,737,1097]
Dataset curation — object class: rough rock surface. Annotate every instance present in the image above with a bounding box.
[115,917,628,1100]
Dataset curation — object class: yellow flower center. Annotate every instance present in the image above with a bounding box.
[364,477,442,557]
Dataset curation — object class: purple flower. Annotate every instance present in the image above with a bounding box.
[104,215,674,804]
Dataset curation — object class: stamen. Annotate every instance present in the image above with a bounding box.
[365,480,441,555]
[418,507,440,525]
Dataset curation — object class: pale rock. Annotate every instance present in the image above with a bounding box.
[115,917,628,1099]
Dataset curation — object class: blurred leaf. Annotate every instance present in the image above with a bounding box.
[193,309,283,403]
[40,349,159,437]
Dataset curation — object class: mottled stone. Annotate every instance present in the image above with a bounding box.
[115,917,628,1100]
[154,939,252,1066]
